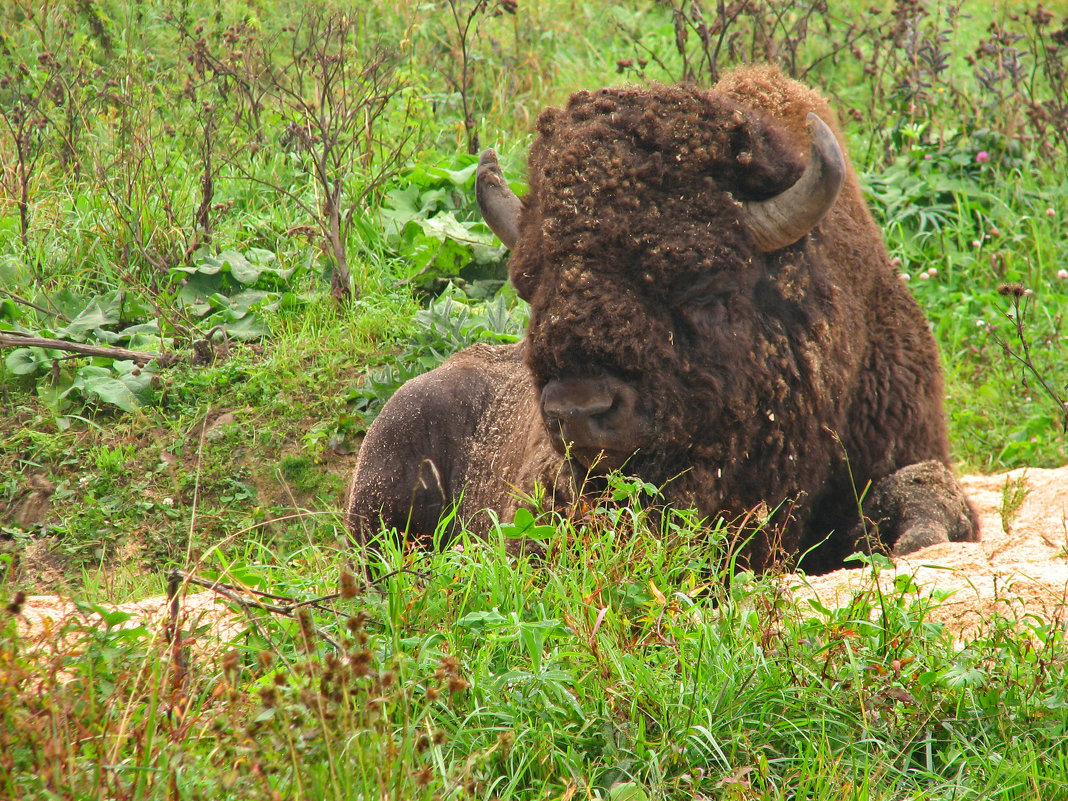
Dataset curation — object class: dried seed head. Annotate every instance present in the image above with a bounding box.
[221,649,241,676]
[339,569,358,599]
[297,608,315,653]
[411,765,433,787]
[440,654,460,675]
[997,283,1030,298]
[351,650,373,678]
[346,610,369,634]
[259,686,278,708]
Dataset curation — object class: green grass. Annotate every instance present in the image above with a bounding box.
[2,0,1068,797]
[4,515,1068,799]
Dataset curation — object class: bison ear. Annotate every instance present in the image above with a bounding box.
[476,148,522,250]
[741,113,845,252]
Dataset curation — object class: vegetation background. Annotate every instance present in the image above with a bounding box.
[2,0,1068,798]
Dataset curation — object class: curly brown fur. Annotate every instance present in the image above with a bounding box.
[346,66,978,572]
[510,69,973,568]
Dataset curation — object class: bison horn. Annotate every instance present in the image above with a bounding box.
[741,113,846,252]
[476,148,522,249]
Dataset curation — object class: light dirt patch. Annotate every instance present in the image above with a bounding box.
[13,467,1068,645]
[787,466,1068,639]
[16,590,245,654]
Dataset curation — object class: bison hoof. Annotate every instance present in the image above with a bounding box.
[892,523,949,555]
[857,460,979,558]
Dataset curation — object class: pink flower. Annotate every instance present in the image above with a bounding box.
[1047,208,1057,217]
[975,151,990,164]
[1058,269,1068,280]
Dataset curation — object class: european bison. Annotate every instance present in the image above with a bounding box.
[346,66,978,573]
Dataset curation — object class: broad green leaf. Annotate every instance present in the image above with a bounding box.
[245,247,278,266]
[944,662,987,689]
[380,184,425,234]
[43,288,91,321]
[440,161,478,186]
[228,289,272,314]
[219,249,261,284]
[497,507,557,541]
[118,320,161,339]
[454,609,508,631]
[608,782,652,801]
[113,360,157,401]
[221,313,270,340]
[177,273,223,312]
[418,212,491,245]
[69,366,140,412]
[184,255,224,275]
[0,255,31,286]
[62,292,123,341]
[6,347,40,375]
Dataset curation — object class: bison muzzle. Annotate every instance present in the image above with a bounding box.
[346,66,979,573]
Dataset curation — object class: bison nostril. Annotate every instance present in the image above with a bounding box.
[541,383,614,423]
[543,399,611,422]
[592,394,621,421]
[539,376,646,459]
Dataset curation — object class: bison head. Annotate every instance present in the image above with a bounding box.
[477,85,845,494]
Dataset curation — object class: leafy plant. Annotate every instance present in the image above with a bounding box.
[380,154,511,295]
[0,244,317,419]
[256,6,412,302]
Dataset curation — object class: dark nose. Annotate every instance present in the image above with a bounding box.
[540,376,649,467]
[542,380,614,422]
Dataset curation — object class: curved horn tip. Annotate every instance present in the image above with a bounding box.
[804,113,846,185]
[740,112,847,252]
[475,148,521,250]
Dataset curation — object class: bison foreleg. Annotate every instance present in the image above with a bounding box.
[855,460,979,556]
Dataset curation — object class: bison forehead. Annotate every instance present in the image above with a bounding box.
[529,83,804,207]
[514,84,806,293]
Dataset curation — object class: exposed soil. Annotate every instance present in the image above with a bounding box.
[15,590,245,658]
[14,466,1068,645]
[787,466,1068,639]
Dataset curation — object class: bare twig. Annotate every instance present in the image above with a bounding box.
[987,284,1068,433]
[256,8,409,304]
[0,331,176,366]
[0,289,71,322]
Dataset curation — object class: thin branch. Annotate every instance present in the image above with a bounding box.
[0,288,71,322]
[987,286,1068,433]
[0,331,176,365]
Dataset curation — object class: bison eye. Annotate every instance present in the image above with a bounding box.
[510,267,540,302]
[685,296,729,331]
[685,273,739,304]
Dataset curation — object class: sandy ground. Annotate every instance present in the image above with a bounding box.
[786,466,1068,639]
[14,466,1068,645]
[16,589,246,655]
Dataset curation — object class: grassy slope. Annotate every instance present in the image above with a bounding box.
[1,0,1068,798]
